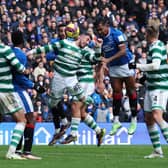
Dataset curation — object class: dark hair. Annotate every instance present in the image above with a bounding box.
[58,23,66,28]
[146,25,159,37]
[11,30,24,46]
[83,32,92,40]
[94,17,110,27]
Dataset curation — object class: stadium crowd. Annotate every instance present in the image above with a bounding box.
[0,0,168,124]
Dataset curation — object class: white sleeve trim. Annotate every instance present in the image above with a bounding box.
[137,59,161,71]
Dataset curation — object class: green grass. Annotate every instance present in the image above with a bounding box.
[0,145,167,168]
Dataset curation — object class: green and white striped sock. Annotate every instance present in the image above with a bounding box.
[84,114,101,134]
[158,120,168,143]
[8,122,25,154]
[147,124,163,154]
[71,117,80,137]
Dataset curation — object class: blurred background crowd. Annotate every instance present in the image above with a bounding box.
[1,0,168,123]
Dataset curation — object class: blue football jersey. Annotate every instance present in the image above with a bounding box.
[102,27,133,66]
[12,47,34,91]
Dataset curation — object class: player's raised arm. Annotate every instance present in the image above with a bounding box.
[26,42,61,57]
[83,38,103,63]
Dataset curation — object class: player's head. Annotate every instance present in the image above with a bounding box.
[58,24,66,40]
[65,23,80,40]
[146,22,159,43]
[78,33,91,48]
[95,17,110,37]
[11,30,24,47]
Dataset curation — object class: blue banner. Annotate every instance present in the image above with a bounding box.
[0,122,167,145]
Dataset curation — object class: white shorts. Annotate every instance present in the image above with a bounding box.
[109,64,135,78]
[17,90,34,113]
[144,90,168,112]
[0,92,23,114]
[80,82,95,97]
[49,70,84,107]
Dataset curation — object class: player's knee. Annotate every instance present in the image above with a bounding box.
[152,111,162,122]
[14,109,27,123]
[71,101,82,114]
[81,114,87,120]
[17,117,27,124]
[26,112,34,122]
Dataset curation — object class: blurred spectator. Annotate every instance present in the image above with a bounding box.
[141,40,148,52]
[104,76,112,91]
[34,74,46,95]
[28,88,39,106]
[125,14,139,31]
[137,26,146,41]
[42,105,51,122]
[87,27,97,43]
[138,51,147,64]
[128,27,139,47]
[86,103,96,117]
[159,16,168,44]
[33,61,47,81]
[94,102,111,123]
[34,98,43,122]
[137,1,149,27]
[91,90,103,110]
[40,32,49,45]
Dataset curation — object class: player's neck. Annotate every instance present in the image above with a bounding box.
[150,38,158,44]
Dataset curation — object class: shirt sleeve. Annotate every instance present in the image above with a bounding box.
[5,46,25,73]
[29,41,61,56]
[115,30,127,45]
[137,58,161,71]
[83,47,102,63]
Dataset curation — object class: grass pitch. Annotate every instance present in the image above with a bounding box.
[0,145,167,168]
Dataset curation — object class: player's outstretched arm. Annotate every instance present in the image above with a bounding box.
[26,42,59,57]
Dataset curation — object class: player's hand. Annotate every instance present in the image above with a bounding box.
[23,68,30,75]
[101,61,109,73]
[101,57,110,64]
[95,38,103,48]
[128,62,137,69]
[26,50,33,56]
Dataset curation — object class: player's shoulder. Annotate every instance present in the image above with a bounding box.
[151,40,164,49]
[61,39,73,45]
[81,47,94,56]
[0,43,10,50]
[110,27,126,43]
[110,27,123,36]
[13,48,27,60]
[52,38,66,48]
[0,44,13,55]
[157,40,165,47]
[83,46,94,53]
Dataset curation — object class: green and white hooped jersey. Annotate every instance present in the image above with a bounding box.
[32,39,101,77]
[53,39,83,76]
[146,40,168,91]
[77,46,101,83]
[0,44,24,92]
